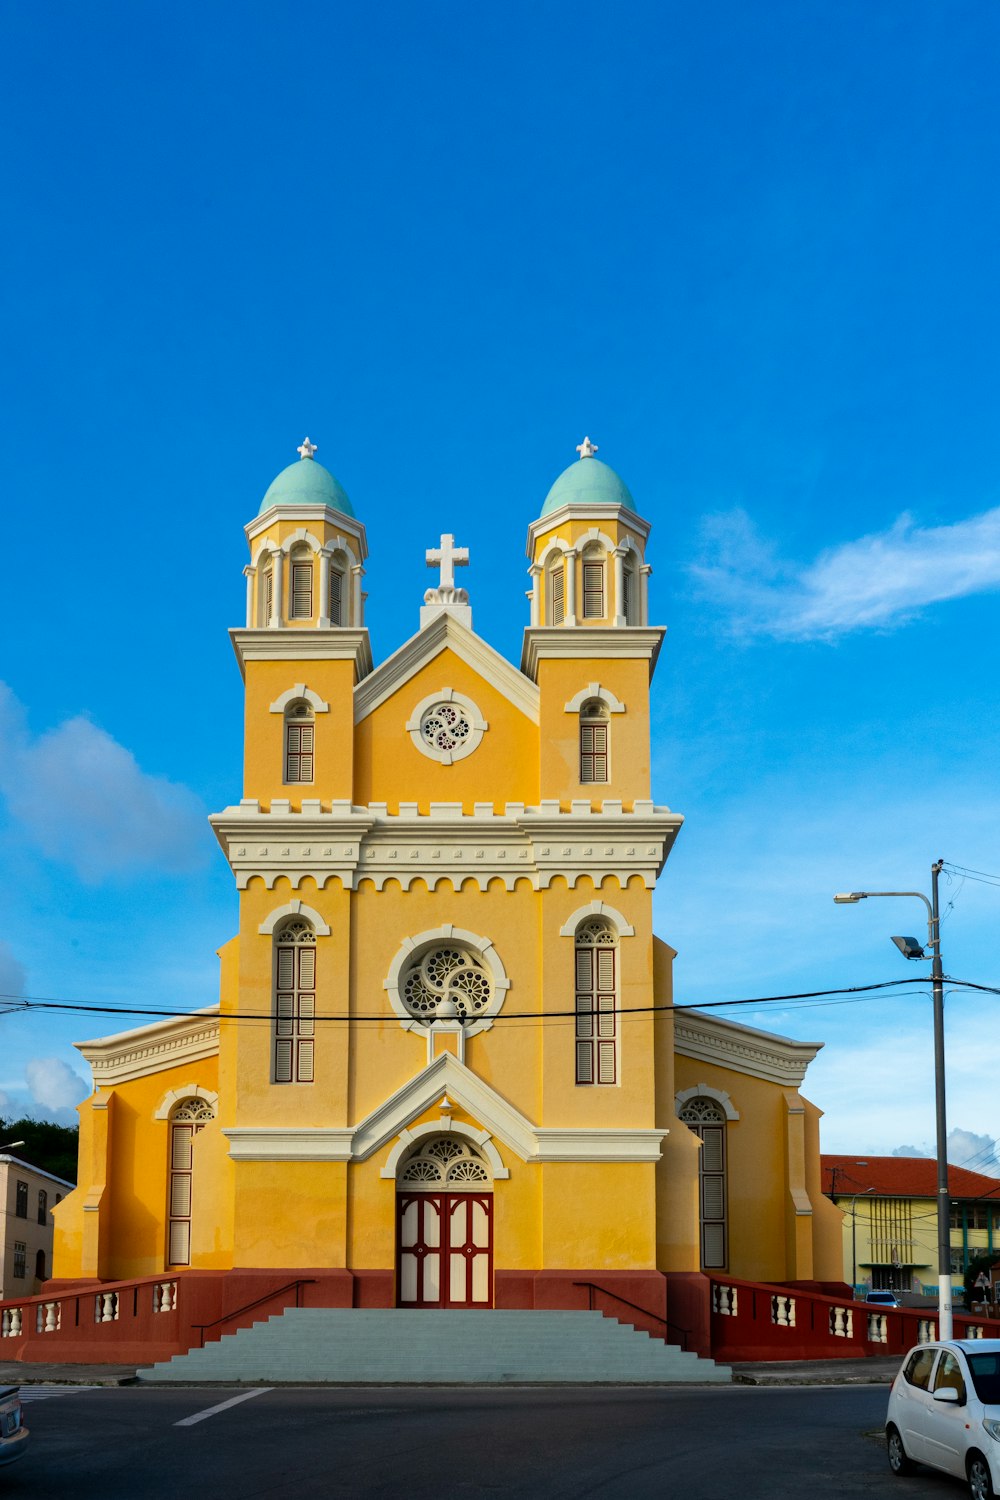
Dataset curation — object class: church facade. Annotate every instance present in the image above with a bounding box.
[51,438,842,1343]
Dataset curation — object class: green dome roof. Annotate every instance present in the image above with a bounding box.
[540,456,634,518]
[259,456,354,517]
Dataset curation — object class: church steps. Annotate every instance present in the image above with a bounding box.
[138,1309,730,1384]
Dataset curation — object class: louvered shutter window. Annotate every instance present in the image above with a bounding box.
[580,712,609,784]
[583,560,604,618]
[166,1098,215,1267]
[264,570,274,624]
[550,564,565,625]
[291,560,313,619]
[285,721,314,783]
[679,1100,728,1270]
[329,567,343,625]
[623,568,633,624]
[273,922,317,1084]
[575,922,617,1085]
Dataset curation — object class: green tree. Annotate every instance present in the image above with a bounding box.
[0,1116,78,1184]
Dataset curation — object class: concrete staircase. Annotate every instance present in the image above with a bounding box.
[138,1308,730,1384]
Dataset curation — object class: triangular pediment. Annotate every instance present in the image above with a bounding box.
[353,613,539,726]
[352,1053,537,1163]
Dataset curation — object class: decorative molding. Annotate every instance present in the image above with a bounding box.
[354,611,539,726]
[76,1008,220,1086]
[224,1128,354,1161]
[674,1083,740,1121]
[268,684,330,714]
[577,526,617,552]
[209,801,683,892]
[257,899,331,936]
[380,1120,509,1180]
[526,502,651,556]
[520,626,664,682]
[673,1010,823,1087]
[564,683,626,714]
[383,924,510,1039]
[353,1053,537,1163]
[153,1084,220,1121]
[533,1129,665,1162]
[535,534,571,567]
[246,505,368,562]
[230,628,373,683]
[558,901,635,938]
[405,688,488,765]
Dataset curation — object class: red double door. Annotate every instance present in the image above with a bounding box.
[396,1192,493,1308]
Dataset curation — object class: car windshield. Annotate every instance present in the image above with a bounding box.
[966,1352,1000,1404]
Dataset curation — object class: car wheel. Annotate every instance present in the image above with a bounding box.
[969,1453,997,1500]
[887,1426,912,1477]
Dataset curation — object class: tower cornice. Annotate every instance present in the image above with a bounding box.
[520,626,664,681]
[229,627,374,682]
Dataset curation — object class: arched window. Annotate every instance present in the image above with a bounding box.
[35,1248,46,1282]
[548,554,565,625]
[397,1136,491,1187]
[579,699,610,784]
[37,1189,47,1225]
[582,547,605,619]
[263,564,274,625]
[284,700,315,784]
[575,918,617,1084]
[679,1097,728,1270]
[290,547,313,620]
[167,1096,216,1267]
[273,919,316,1083]
[622,563,635,624]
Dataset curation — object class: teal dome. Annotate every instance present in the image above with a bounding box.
[540,456,634,517]
[259,456,354,517]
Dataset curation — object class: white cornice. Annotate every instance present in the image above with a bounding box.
[75,1007,221,1086]
[520,627,665,682]
[534,1128,666,1162]
[354,612,539,726]
[230,628,374,683]
[525,502,651,556]
[246,505,368,561]
[673,1010,823,1087]
[208,800,683,890]
[224,1128,354,1161]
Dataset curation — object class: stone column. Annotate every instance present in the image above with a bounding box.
[613,547,627,626]
[352,565,365,626]
[270,549,284,628]
[639,564,652,626]
[244,566,255,627]
[318,549,331,627]
[528,565,541,626]
[564,548,577,626]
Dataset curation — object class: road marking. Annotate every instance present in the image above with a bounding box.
[174,1387,271,1427]
[16,1385,99,1402]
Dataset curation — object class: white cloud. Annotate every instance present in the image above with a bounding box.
[691,505,1000,640]
[0,683,206,883]
[25,1056,89,1113]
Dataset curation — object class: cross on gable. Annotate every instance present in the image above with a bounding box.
[425,533,469,591]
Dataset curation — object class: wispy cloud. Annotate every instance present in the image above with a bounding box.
[691,505,1000,640]
[893,1131,998,1175]
[0,683,207,884]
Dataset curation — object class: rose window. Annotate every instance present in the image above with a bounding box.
[419,702,471,755]
[401,946,492,1021]
[397,1137,491,1187]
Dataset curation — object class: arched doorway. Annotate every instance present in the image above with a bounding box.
[396,1136,493,1309]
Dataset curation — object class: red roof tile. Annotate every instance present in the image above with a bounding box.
[822,1154,1000,1200]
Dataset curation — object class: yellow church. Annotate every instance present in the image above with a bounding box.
[49,436,842,1359]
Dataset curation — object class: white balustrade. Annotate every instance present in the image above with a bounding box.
[968,1325,984,1339]
[771,1294,796,1327]
[154,1281,177,1313]
[95,1291,119,1323]
[918,1319,937,1343]
[829,1306,853,1338]
[867,1312,888,1343]
[712,1284,738,1316]
[1,1307,23,1337]
[37,1301,60,1333]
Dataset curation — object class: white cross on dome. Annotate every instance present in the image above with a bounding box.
[297,436,318,460]
[576,436,598,459]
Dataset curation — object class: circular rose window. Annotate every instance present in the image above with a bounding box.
[406,689,487,765]
[402,946,492,1021]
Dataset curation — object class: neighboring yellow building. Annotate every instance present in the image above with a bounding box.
[51,437,843,1332]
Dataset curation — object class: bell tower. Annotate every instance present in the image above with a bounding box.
[232,438,373,808]
[521,438,664,808]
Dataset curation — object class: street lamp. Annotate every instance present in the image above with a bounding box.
[833,859,952,1338]
[0,1141,26,1152]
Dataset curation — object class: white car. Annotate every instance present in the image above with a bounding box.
[886,1339,1000,1499]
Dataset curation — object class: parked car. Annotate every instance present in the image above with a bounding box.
[0,1386,28,1467]
[867,1290,902,1307]
[886,1339,1000,1499]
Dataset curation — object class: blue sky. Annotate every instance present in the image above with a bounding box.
[1,2,998,1167]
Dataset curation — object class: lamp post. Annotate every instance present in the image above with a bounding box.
[0,1141,25,1152]
[848,1187,876,1293]
[834,859,951,1338]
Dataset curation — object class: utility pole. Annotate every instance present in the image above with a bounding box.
[930,858,952,1339]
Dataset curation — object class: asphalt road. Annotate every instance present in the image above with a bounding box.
[0,1383,967,1499]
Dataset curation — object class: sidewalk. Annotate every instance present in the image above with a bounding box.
[0,1356,901,1387]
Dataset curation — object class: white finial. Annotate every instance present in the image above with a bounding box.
[297,436,318,460]
[425,533,469,592]
[576,436,598,459]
